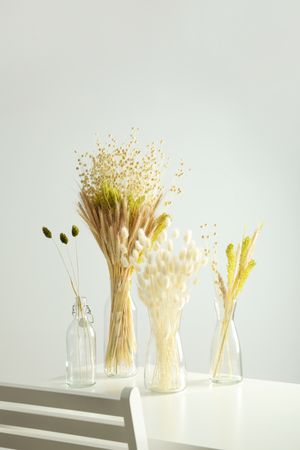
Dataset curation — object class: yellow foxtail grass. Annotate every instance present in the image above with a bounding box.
[210,224,262,380]
[77,130,182,376]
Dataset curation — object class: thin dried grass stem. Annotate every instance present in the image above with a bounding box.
[105,266,135,373]
[149,308,181,391]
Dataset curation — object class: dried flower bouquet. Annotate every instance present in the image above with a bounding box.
[210,225,262,381]
[42,226,96,386]
[77,131,181,376]
[134,227,207,392]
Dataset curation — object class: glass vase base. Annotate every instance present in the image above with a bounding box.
[104,366,137,378]
[147,384,186,394]
[66,380,96,388]
[210,374,243,385]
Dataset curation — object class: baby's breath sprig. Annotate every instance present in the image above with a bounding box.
[77,129,182,206]
[42,225,81,298]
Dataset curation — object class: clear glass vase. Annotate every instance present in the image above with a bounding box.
[66,296,96,387]
[210,295,242,384]
[104,272,137,377]
[144,307,186,393]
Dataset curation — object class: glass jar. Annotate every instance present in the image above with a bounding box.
[210,295,242,384]
[66,296,96,387]
[144,307,186,393]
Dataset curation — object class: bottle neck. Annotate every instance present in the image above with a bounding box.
[73,296,87,318]
[214,296,237,321]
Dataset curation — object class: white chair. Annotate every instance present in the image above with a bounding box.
[0,383,149,450]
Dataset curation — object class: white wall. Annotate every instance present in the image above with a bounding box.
[0,0,299,384]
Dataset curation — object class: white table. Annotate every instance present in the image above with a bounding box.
[47,369,300,450]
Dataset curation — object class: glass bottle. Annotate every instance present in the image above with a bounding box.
[144,307,186,393]
[66,296,96,387]
[104,283,137,378]
[210,295,242,384]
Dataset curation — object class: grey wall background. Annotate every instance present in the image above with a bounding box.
[0,0,299,384]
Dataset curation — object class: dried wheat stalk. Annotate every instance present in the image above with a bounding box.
[77,131,181,375]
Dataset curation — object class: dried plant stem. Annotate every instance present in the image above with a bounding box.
[74,296,94,385]
[66,246,78,293]
[105,266,136,374]
[51,239,78,297]
[75,240,80,294]
[149,309,181,392]
[212,302,235,378]
[78,189,169,376]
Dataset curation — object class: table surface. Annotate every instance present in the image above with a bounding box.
[45,369,300,450]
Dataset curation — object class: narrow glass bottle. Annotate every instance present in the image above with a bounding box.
[66,296,96,387]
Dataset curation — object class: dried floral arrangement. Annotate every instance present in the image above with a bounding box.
[208,224,263,380]
[42,225,96,386]
[132,227,207,392]
[76,130,183,376]
[42,225,81,299]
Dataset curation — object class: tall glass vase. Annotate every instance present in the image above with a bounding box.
[144,307,186,393]
[104,270,137,377]
[210,295,242,384]
[66,296,96,387]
